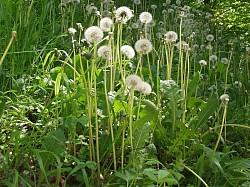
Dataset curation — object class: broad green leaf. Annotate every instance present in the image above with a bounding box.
[143,168,157,182]
[113,100,128,113]
[41,129,66,156]
[68,163,86,176]
[116,172,129,182]
[85,161,97,170]
[163,178,178,185]
[189,98,219,131]
[157,169,170,183]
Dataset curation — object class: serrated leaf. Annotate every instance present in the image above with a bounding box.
[133,116,151,150]
[141,99,159,115]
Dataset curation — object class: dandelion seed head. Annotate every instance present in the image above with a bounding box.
[166,0,171,5]
[168,8,174,13]
[125,75,143,89]
[137,81,152,95]
[206,45,213,50]
[87,5,98,14]
[206,34,214,42]
[162,10,168,15]
[221,57,229,65]
[134,0,140,5]
[176,41,189,51]
[84,26,104,43]
[164,31,178,43]
[102,10,111,17]
[115,6,133,24]
[147,20,156,27]
[139,12,153,24]
[209,54,218,62]
[176,0,181,5]
[131,22,139,29]
[100,17,113,32]
[151,5,157,9]
[134,39,153,54]
[120,45,135,59]
[97,45,111,60]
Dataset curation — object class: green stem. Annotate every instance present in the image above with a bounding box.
[182,164,209,187]
[213,105,227,154]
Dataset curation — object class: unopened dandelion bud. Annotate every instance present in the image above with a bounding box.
[220,94,229,106]
[76,23,83,31]
[12,31,17,41]
[68,27,77,37]
[199,60,207,66]
[54,48,61,58]
[82,51,93,60]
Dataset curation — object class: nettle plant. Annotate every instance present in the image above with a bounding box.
[0,0,249,186]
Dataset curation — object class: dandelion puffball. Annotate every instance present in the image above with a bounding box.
[115,6,133,24]
[134,39,153,54]
[120,45,135,59]
[164,31,178,43]
[206,34,214,42]
[84,26,103,43]
[137,81,152,95]
[97,45,111,60]
[125,75,143,89]
[100,17,113,32]
[139,12,153,24]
